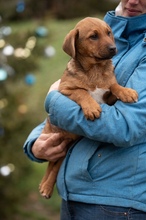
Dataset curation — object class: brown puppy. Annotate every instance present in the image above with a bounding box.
[39,17,138,198]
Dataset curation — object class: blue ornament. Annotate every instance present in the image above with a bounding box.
[35,26,48,37]
[16,0,25,13]
[25,74,36,85]
[0,68,7,81]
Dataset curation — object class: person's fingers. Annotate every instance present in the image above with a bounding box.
[49,151,67,162]
[45,138,71,161]
[32,132,72,161]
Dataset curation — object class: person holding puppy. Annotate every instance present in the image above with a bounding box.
[23,0,146,219]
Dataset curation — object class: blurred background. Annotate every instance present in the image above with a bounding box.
[0,0,120,219]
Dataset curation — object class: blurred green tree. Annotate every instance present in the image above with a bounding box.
[51,0,118,19]
[0,19,44,219]
[0,0,119,20]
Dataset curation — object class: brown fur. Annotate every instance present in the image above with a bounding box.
[39,17,138,198]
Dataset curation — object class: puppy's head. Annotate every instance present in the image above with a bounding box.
[63,17,117,62]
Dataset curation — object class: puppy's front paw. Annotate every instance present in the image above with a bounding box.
[117,88,138,103]
[83,103,102,120]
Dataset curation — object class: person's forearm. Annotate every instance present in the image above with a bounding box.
[45,88,145,148]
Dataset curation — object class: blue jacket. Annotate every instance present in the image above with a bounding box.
[24,11,146,211]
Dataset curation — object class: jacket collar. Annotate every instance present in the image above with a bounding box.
[104,11,146,39]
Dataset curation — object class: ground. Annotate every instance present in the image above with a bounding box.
[13,191,60,220]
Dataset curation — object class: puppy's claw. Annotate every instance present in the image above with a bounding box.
[43,193,51,199]
[116,88,138,103]
[84,107,102,120]
[40,190,52,199]
[39,183,53,199]
[87,112,100,120]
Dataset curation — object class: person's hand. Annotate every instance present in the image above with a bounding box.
[48,79,61,94]
[32,133,71,162]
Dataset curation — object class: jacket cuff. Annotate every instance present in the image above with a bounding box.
[23,138,47,163]
[44,90,61,113]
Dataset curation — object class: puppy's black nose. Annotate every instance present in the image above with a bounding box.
[109,45,117,55]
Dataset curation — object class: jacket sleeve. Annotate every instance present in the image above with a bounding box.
[23,120,47,162]
[45,58,146,147]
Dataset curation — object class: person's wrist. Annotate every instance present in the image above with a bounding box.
[27,140,47,162]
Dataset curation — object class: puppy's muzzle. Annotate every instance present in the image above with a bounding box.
[109,45,117,56]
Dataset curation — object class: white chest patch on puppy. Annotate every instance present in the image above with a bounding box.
[89,88,110,104]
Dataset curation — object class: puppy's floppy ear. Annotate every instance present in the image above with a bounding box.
[63,28,79,58]
[107,24,115,42]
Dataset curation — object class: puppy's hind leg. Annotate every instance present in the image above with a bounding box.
[39,158,64,199]
[39,162,54,193]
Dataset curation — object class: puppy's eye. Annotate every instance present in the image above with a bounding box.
[90,33,98,40]
[107,31,111,36]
